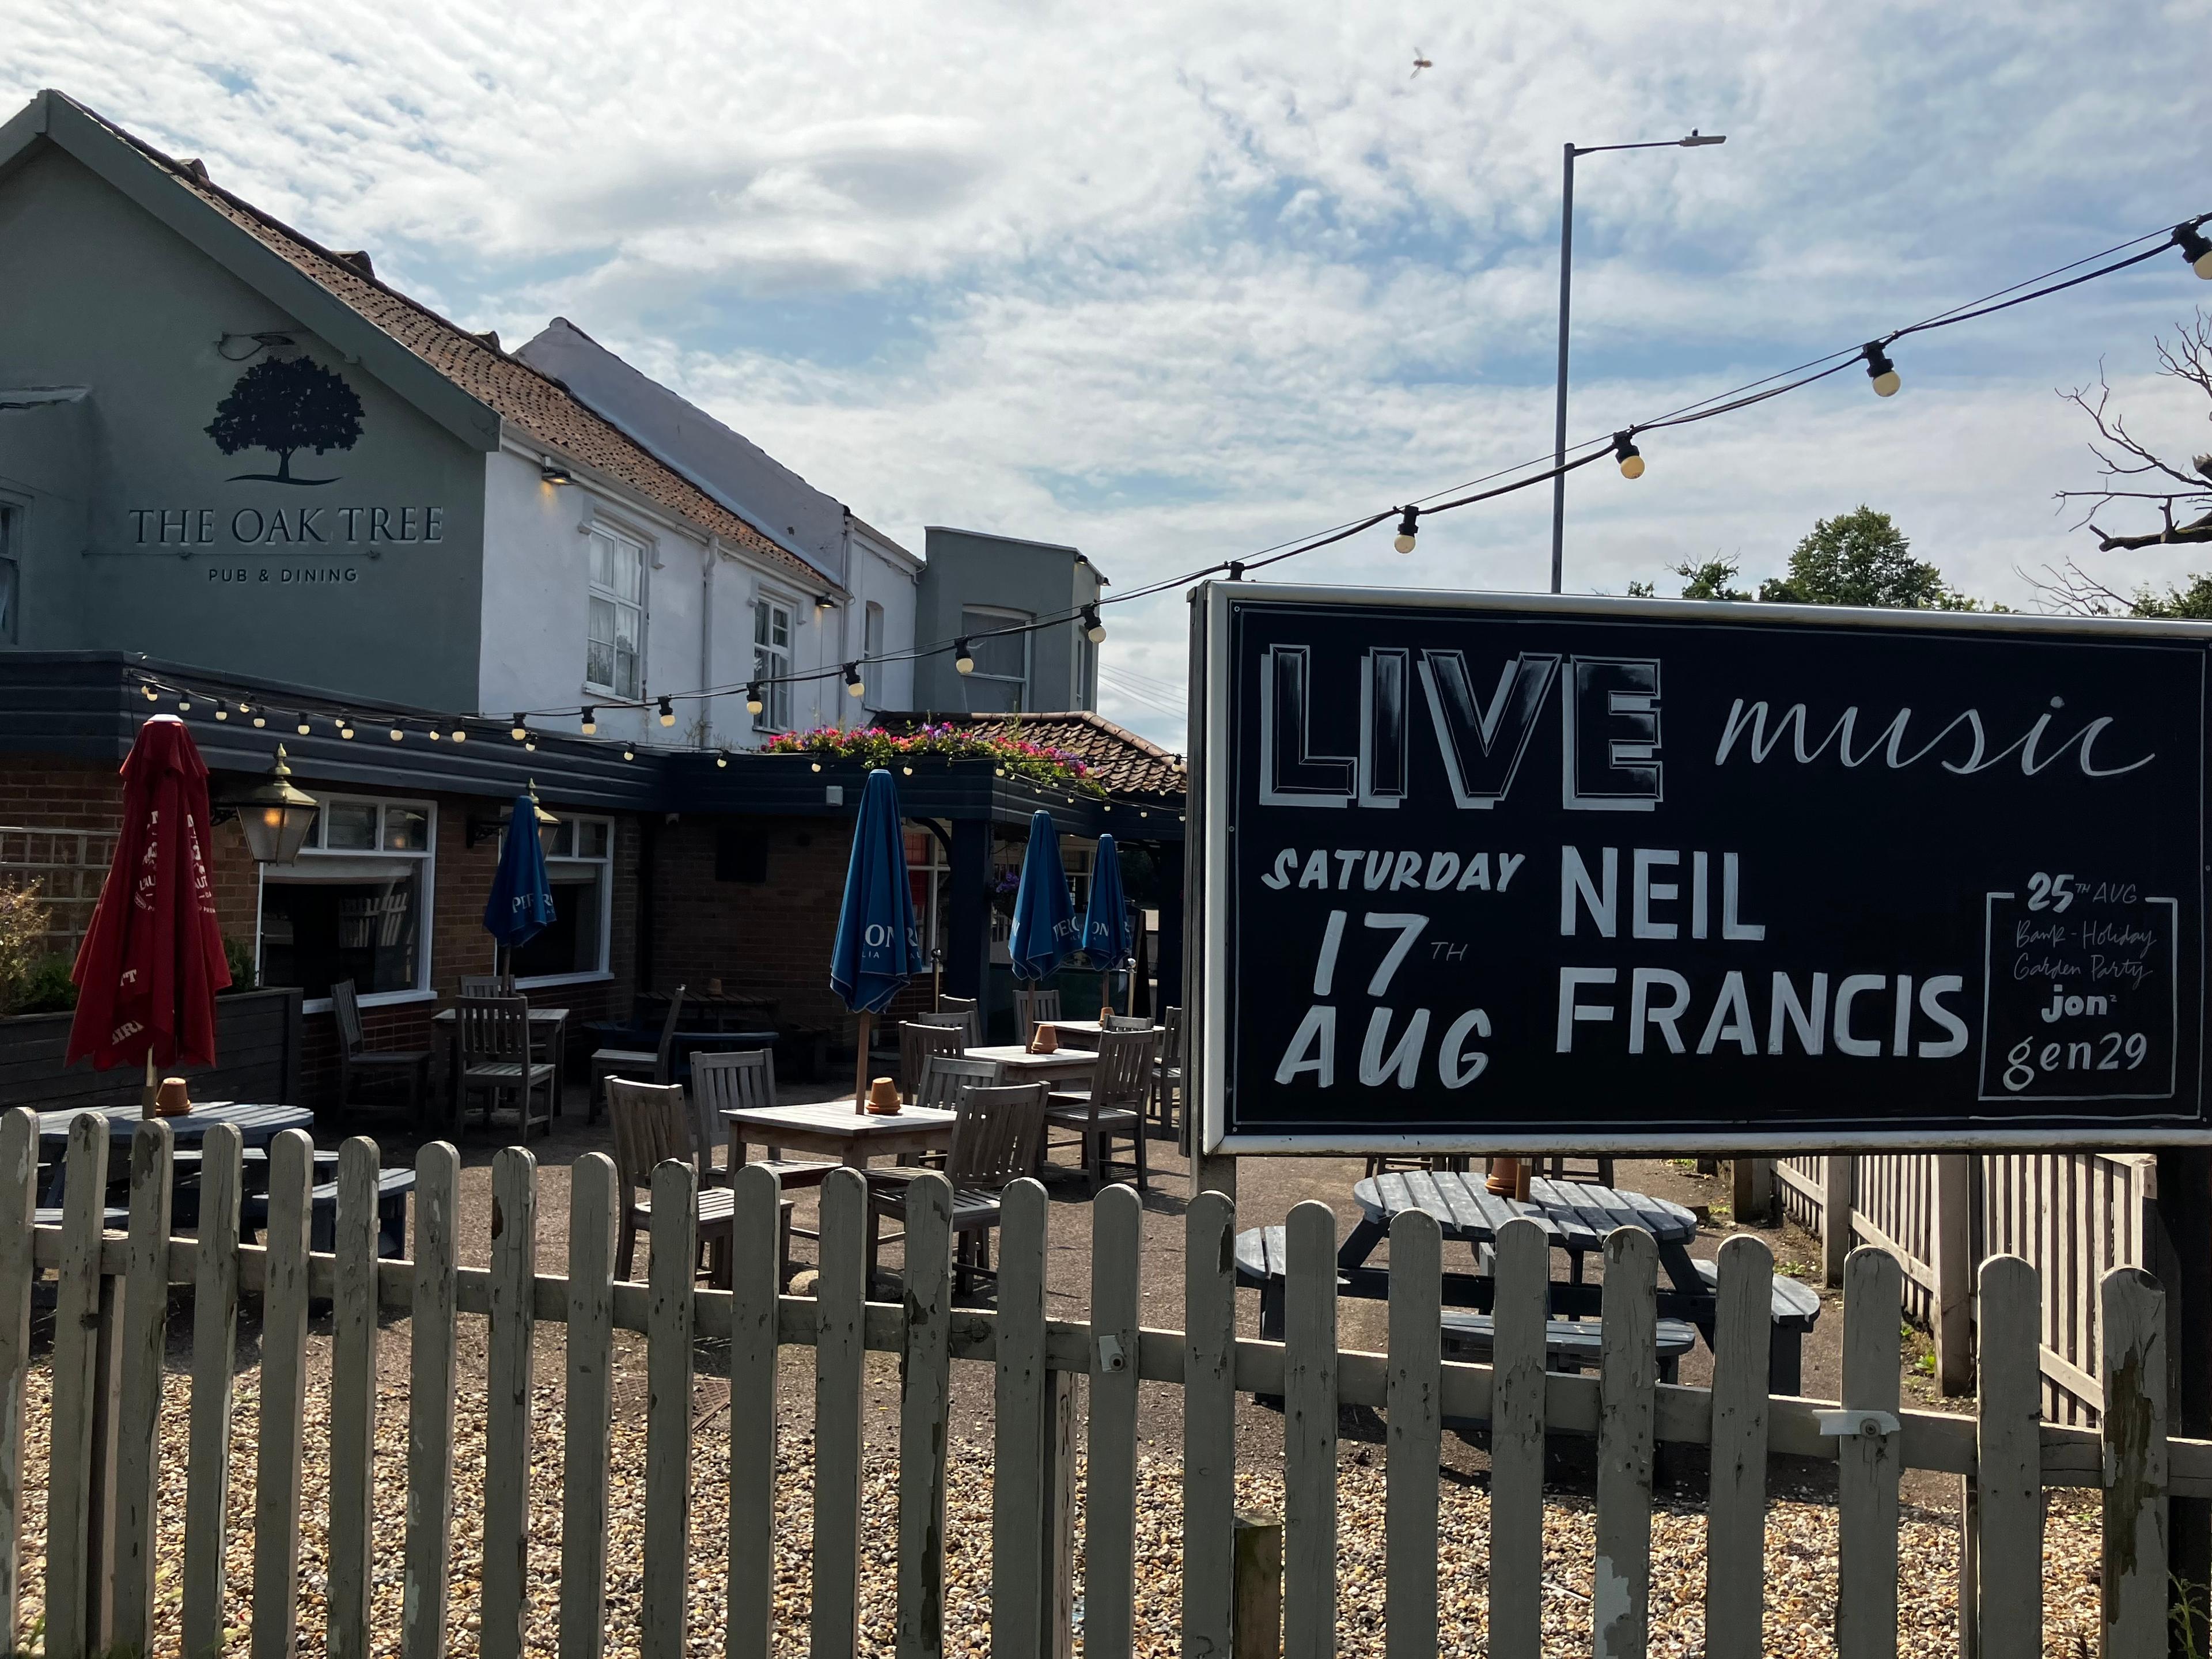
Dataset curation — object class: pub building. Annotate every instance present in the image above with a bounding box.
[0,90,1185,1108]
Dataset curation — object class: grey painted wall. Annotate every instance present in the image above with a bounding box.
[0,146,488,707]
[912,526,1103,714]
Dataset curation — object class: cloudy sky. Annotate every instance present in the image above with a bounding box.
[11,2,2212,743]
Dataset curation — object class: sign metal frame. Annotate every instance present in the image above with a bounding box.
[1190,581,2212,1156]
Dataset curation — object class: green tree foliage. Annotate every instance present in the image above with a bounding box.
[1672,558,1753,601]
[1757,507,1979,608]
[204,355,364,483]
[2126,575,2212,619]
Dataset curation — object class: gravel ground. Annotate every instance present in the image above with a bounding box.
[8,1347,2103,1658]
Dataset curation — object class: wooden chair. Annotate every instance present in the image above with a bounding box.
[914,1054,1003,1112]
[1150,1005,1184,1137]
[456,995,558,1141]
[1103,1013,1153,1032]
[866,1082,1047,1297]
[688,1050,830,1283]
[1532,1153,1617,1187]
[1012,986,1062,1046]
[1044,1026,1157,1192]
[909,1008,978,1047]
[591,984,685,1123]
[605,1078,741,1285]
[899,1020,969,1102]
[935,994,979,1016]
[459,974,515,998]
[331,978,431,1123]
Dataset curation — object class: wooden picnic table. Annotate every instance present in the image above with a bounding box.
[963,1044,1098,1090]
[637,990,778,1032]
[722,1099,958,1171]
[34,1100,317,1207]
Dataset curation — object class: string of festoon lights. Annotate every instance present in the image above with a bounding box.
[131,210,2212,783]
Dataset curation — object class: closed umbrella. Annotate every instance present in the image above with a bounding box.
[483,791,555,975]
[67,715,232,1108]
[1080,832,1132,1016]
[831,768,922,1110]
[1009,810,1077,983]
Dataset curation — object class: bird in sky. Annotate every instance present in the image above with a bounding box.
[1411,49,1433,77]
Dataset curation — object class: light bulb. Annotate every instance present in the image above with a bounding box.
[451,728,467,744]
[954,639,975,675]
[745,683,764,715]
[1081,604,1105,643]
[1863,341,1901,397]
[2177,222,2212,279]
[579,707,597,736]
[524,734,537,752]
[297,717,312,736]
[251,711,266,729]
[428,728,442,741]
[510,715,527,741]
[177,696,192,713]
[623,746,635,761]
[1392,507,1419,555]
[657,695,676,727]
[389,727,404,741]
[143,684,159,702]
[717,750,728,768]
[810,761,822,773]
[1613,433,1645,480]
[214,707,228,720]
[340,722,355,740]
[844,663,865,698]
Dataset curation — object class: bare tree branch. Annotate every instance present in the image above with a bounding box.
[2053,310,2212,573]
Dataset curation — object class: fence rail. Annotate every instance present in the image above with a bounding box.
[4,1108,2205,1658]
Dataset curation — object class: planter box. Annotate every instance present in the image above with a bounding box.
[0,987,304,1112]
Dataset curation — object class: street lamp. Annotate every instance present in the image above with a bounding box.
[1550,129,1726,593]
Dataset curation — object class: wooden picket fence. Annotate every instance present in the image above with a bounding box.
[1772,1150,2157,1417]
[4,1107,2210,1659]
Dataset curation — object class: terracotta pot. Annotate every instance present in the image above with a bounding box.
[866,1076,903,1115]
[155,1076,193,1118]
[1028,1023,1059,1056]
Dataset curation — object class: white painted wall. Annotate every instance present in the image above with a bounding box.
[849,518,920,720]
[478,443,709,749]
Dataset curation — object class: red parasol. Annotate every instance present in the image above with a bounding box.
[66,715,232,1073]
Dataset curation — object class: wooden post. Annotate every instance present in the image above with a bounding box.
[853,1009,873,1112]
[2154,1147,2212,1635]
[1231,1513,1283,1659]
[1933,1153,1975,1396]
[1194,1153,1237,1202]
[1823,1154,1855,1288]
[1730,1158,1774,1226]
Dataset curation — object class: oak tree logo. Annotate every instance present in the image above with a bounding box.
[204,355,365,486]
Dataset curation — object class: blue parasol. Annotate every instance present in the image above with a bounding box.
[831,768,921,1107]
[1009,809,1077,983]
[1080,832,1132,1013]
[483,793,555,970]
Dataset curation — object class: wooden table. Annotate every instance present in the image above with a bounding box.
[963,1044,1098,1090]
[430,1005,569,1119]
[722,1100,958,1171]
[35,1101,317,1205]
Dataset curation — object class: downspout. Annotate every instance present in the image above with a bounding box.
[700,535,717,744]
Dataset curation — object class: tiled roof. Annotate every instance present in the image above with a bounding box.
[884,710,1187,800]
[62,95,830,592]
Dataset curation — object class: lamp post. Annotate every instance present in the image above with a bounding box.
[1549,129,1726,594]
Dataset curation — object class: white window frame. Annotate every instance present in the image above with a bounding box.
[960,604,1033,712]
[753,592,796,733]
[0,502,17,645]
[514,814,617,988]
[256,793,438,1012]
[585,523,648,700]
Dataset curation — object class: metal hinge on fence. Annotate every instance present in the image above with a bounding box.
[1816,1409,1901,1441]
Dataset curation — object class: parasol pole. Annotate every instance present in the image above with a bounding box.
[141,1051,158,1120]
[854,1009,872,1113]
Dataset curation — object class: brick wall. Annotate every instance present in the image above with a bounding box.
[0,755,641,1112]
[649,813,933,1048]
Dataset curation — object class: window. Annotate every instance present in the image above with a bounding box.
[753,596,793,732]
[259,796,434,1006]
[586,526,645,698]
[1076,628,1096,711]
[864,601,884,665]
[0,506,17,644]
[904,824,950,959]
[960,606,1032,714]
[512,816,614,982]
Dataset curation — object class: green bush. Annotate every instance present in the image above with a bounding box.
[223,934,256,993]
[0,885,54,1016]
[13,955,77,1015]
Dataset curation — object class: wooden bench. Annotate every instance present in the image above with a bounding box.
[1690,1256,1822,1394]
[1438,1310,1699,1382]
[1233,1225,1349,1340]
[242,1166,415,1258]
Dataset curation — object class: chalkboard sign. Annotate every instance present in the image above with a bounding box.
[1189,584,2212,1152]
